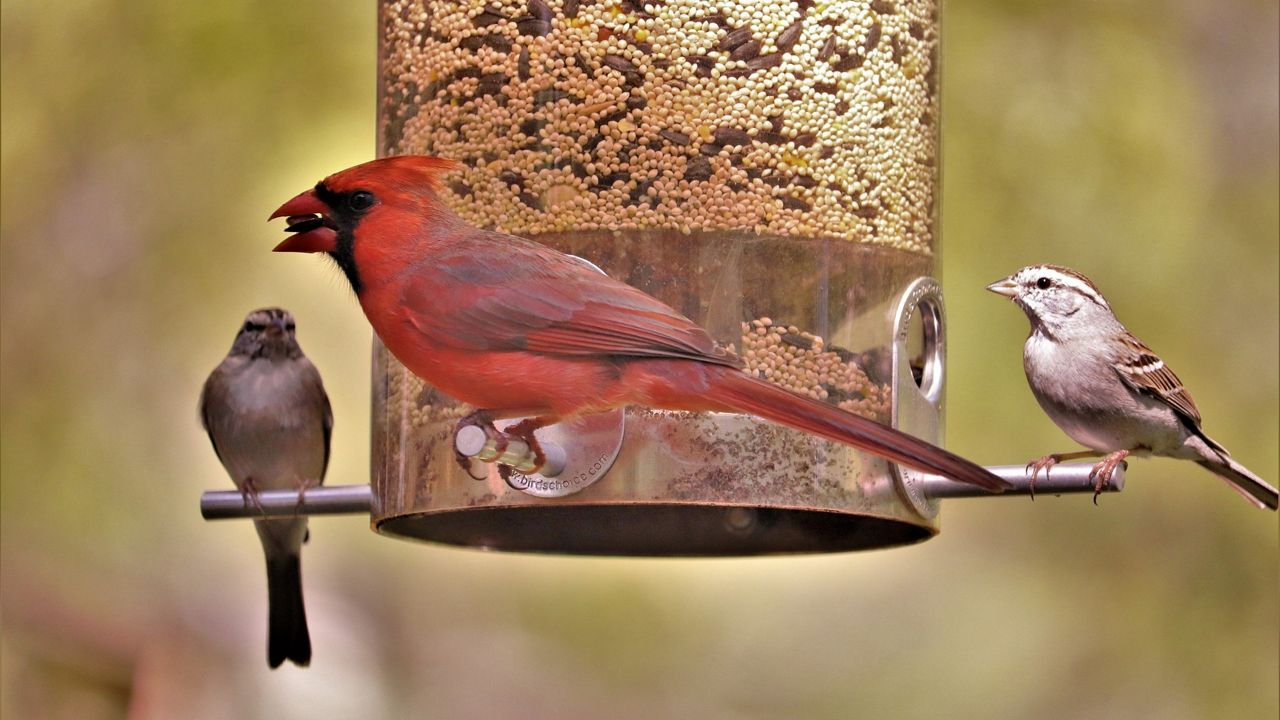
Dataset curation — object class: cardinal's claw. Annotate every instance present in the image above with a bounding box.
[504,417,549,474]
[454,410,503,480]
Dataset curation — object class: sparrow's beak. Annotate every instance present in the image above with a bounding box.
[267,315,289,336]
[270,188,338,253]
[985,277,1019,298]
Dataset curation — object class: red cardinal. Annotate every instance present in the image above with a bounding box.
[271,156,1009,491]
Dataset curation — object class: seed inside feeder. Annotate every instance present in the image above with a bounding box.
[378,0,939,252]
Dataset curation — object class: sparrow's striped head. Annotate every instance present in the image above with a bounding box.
[231,307,303,359]
[987,265,1116,336]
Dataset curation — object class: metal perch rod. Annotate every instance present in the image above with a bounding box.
[201,484,373,519]
[199,463,1122,519]
[921,462,1125,499]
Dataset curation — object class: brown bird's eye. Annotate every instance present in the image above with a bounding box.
[1036,277,1052,290]
[243,321,262,332]
[349,191,375,212]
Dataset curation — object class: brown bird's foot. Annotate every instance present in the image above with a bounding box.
[1026,450,1103,500]
[1089,450,1131,505]
[292,476,318,516]
[1025,456,1060,501]
[241,477,267,518]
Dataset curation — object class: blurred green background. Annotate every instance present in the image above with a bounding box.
[1,0,1275,718]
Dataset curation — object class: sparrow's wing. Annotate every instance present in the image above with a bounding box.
[198,368,229,466]
[399,229,740,368]
[308,363,334,481]
[1112,331,1203,427]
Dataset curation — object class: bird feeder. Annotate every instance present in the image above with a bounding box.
[202,0,1123,553]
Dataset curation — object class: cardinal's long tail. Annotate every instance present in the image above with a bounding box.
[1196,456,1279,511]
[699,367,1010,492]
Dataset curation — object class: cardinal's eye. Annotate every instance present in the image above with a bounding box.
[1036,277,1052,290]
[349,191,375,212]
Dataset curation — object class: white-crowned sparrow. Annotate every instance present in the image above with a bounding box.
[200,308,333,667]
[987,265,1277,510]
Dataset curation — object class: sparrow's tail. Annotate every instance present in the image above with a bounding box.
[700,367,1010,492]
[265,552,312,668]
[1196,455,1279,511]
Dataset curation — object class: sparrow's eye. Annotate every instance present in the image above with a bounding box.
[285,322,296,332]
[349,191,375,212]
[1036,277,1052,290]
[243,321,262,332]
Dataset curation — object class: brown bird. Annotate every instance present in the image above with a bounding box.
[989,264,1277,509]
[200,308,333,667]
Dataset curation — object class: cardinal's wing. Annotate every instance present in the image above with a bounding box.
[399,230,739,368]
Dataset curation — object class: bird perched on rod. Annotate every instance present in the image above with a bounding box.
[200,307,333,667]
[987,264,1277,510]
[268,155,1008,492]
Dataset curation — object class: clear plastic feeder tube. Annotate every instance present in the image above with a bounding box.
[372,0,944,555]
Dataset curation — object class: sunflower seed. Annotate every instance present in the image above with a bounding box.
[714,127,751,146]
[717,27,753,52]
[730,39,762,62]
[660,129,691,146]
[747,53,782,71]
[776,20,804,52]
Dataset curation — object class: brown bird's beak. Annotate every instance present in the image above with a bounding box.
[985,277,1019,298]
[270,188,338,253]
[267,314,289,336]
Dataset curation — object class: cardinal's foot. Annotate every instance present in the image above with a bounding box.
[503,417,551,474]
[453,410,506,480]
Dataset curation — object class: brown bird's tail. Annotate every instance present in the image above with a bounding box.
[702,368,1010,492]
[1196,456,1279,511]
[266,552,311,668]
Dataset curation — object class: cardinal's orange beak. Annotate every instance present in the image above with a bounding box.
[270,188,338,253]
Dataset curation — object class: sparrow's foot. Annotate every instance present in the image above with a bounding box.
[1025,456,1060,501]
[1026,450,1103,500]
[293,476,318,516]
[241,477,267,518]
[1089,450,1131,505]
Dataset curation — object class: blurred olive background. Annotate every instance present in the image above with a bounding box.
[2,0,1275,718]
